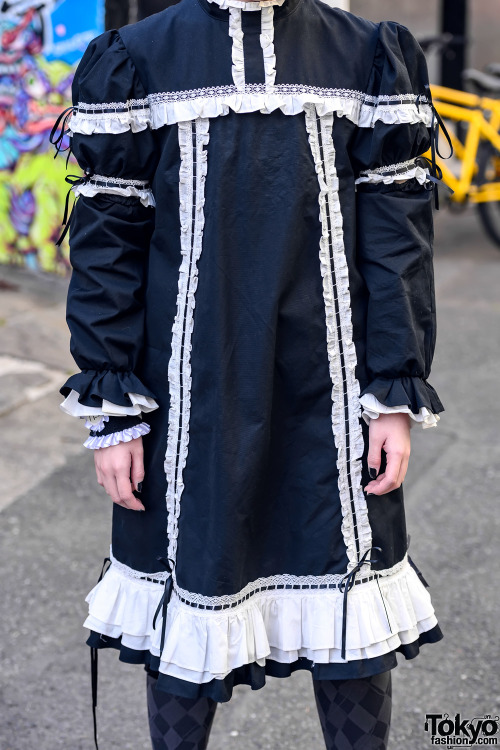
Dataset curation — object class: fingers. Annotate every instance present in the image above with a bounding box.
[130,442,145,492]
[367,426,384,479]
[364,413,411,496]
[116,466,145,511]
[94,439,146,511]
[365,449,404,496]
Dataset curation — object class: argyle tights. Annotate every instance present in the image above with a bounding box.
[146,670,392,750]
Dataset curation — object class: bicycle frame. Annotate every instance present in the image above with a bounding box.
[425,84,500,203]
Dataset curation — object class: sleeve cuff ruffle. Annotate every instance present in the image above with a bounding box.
[359,394,440,429]
[83,421,151,450]
[359,377,444,428]
[60,370,159,416]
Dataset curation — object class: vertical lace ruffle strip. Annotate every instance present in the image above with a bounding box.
[305,104,372,571]
[164,118,210,569]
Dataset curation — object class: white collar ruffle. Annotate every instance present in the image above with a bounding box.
[206,0,286,10]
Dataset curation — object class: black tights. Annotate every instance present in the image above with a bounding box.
[146,670,392,750]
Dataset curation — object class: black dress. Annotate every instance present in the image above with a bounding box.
[57,0,445,702]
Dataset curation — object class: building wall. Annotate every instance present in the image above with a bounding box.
[0,0,104,274]
[351,0,499,80]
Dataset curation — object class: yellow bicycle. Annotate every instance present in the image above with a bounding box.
[425,83,500,247]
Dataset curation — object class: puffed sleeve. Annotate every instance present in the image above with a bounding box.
[350,21,444,428]
[57,29,160,438]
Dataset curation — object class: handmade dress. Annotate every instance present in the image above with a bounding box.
[57,0,445,702]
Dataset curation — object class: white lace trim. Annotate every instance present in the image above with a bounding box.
[59,388,159,417]
[83,421,151,449]
[305,105,372,572]
[69,100,150,135]
[228,8,245,91]
[355,159,430,186]
[164,118,210,568]
[69,88,432,132]
[172,555,408,608]
[359,394,441,429]
[73,174,155,208]
[84,414,110,431]
[260,7,277,90]
[109,548,173,581]
[83,556,438,681]
[207,0,285,9]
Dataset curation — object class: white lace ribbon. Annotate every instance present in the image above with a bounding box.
[69,88,433,133]
[355,159,430,186]
[207,0,285,8]
[83,421,151,449]
[72,174,155,208]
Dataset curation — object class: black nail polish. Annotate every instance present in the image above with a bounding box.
[368,467,378,480]
[137,481,143,492]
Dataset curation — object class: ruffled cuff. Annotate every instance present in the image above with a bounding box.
[83,421,151,450]
[359,394,440,429]
[359,377,444,428]
[59,370,159,416]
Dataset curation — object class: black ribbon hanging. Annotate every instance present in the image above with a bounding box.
[406,533,430,588]
[417,85,454,209]
[55,168,93,247]
[339,546,392,661]
[49,105,76,166]
[152,556,175,658]
[90,557,111,750]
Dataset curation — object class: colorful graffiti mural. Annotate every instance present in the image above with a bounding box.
[0,0,104,273]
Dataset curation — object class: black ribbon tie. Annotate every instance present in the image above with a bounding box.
[49,105,76,165]
[419,85,454,209]
[339,547,392,661]
[55,168,93,246]
[90,556,111,750]
[152,557,175,659]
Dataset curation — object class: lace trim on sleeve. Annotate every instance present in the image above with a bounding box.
[72,174,155,207]
[83,421,151,449]
[84,415,110,432]
[355,158,430,186]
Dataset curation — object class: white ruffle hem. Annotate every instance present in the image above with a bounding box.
[84,552,438,684]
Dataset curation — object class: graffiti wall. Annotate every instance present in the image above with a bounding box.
[0,0,104,274]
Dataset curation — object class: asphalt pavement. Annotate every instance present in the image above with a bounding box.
[1,204,499,749]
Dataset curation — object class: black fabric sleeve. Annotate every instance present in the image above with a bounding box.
[351,21,444,417]
[59,29,159,418]
[87,414,143,437]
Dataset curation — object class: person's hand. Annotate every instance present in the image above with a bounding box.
[363,413,411,496]
[94,437,145,511]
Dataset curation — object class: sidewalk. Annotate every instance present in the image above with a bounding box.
[1,205,499,749]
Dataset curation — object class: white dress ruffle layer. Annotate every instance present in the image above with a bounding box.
[84,554,438,684]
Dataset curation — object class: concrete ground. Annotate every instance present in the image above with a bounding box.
[1,204,499,749]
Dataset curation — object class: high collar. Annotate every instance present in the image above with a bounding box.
[197,0,303,20]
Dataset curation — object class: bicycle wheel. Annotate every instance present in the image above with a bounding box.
[476,143,500,248]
